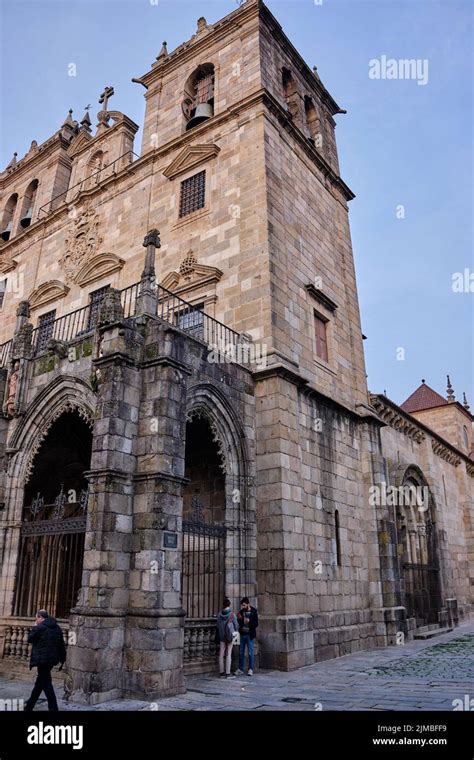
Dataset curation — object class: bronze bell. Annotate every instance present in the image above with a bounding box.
[186,102,213,131]
[1,222,12,241]
[20,207,33,229]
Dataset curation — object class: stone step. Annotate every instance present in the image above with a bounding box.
[414,626,453,640]
[416,623,441,634]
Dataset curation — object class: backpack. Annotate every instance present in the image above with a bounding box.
[224,612,235,643]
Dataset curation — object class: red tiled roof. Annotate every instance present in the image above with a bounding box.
[400,382,448,414]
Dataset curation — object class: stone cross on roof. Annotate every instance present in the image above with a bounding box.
[99,86,114,111]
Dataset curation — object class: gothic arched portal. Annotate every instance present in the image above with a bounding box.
[12,410,93,619]
[395,466,442,627]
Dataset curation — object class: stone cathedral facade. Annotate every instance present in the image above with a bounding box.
[0,0,472,704]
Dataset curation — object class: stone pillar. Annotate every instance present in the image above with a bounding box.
[66,310,143,704]
[254,367,314,670]
[123,320,188,699]
[137,229,160,317]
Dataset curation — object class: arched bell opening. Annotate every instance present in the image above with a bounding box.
[1,193,18,241]
[19,179,39,229]
[182,63,215,132]
[12,410,93,619]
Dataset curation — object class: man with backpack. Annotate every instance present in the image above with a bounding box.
[235,597,258,676]
[216,598,239,679]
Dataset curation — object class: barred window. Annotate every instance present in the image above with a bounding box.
[87,285,110,331]
[179,171,206,218]
[178,305,204,331]
[37,310,56,352]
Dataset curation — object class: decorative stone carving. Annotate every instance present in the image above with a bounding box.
[46,339,68,359]
[161,250,222,297]
[5,361,20,418]
[60,206,103,283]
[143,229,161,249]
[12,322,33,361]
[98,288,124,326]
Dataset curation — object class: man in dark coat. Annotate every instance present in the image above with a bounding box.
[235,597,258,676]
[24,610,66,712]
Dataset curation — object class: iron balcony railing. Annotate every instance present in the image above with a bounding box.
[30,281,141,352]
[37,150,139,219]
[0,280,244,368]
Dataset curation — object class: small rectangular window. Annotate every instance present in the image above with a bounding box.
[37,310,56,352]
[0,280,7,309]
[87,285,110,331]
[314,313,328,362]
[179,171,206,218]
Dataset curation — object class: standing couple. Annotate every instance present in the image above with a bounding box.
[216,597,258,679]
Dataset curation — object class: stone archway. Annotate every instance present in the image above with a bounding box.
[0,377,96,643]
[395,465,442,628]
[181,383,253,671]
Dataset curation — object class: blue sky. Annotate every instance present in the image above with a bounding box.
[1,0,472,405]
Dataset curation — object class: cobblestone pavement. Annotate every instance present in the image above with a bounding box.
[1,621,473,712]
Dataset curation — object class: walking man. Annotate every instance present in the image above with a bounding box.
[235,597,258,676]
[24,610,66,711]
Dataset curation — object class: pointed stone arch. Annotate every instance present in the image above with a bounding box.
[7,376,96,502]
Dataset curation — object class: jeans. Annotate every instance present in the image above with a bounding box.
[219,641,233,675]
[25,665,59,711]
[239,635,254,671]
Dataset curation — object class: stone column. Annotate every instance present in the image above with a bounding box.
[137,229,160,317]
[67,296,143,704]
[123,320,189,699]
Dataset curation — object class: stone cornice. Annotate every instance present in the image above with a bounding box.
[370,393,472,471]
[305,283,338,311]
[369,394,425,443]
[431,439,461,467]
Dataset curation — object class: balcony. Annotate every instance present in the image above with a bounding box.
[0,280,245,370]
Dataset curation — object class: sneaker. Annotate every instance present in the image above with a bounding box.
[219,672,226,677]
[234,669,244,675]
[226,674,236,679]
[247,669,253,676]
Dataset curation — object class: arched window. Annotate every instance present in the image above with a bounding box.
[1,193,18,241]
[282,67,295,100]
[20,179,39,229]
[282,67,302,126]
[182,63,215,131]
[304,96,321,146]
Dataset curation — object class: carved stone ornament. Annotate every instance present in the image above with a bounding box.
[60,206,103,284]
[143,229,161,249]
